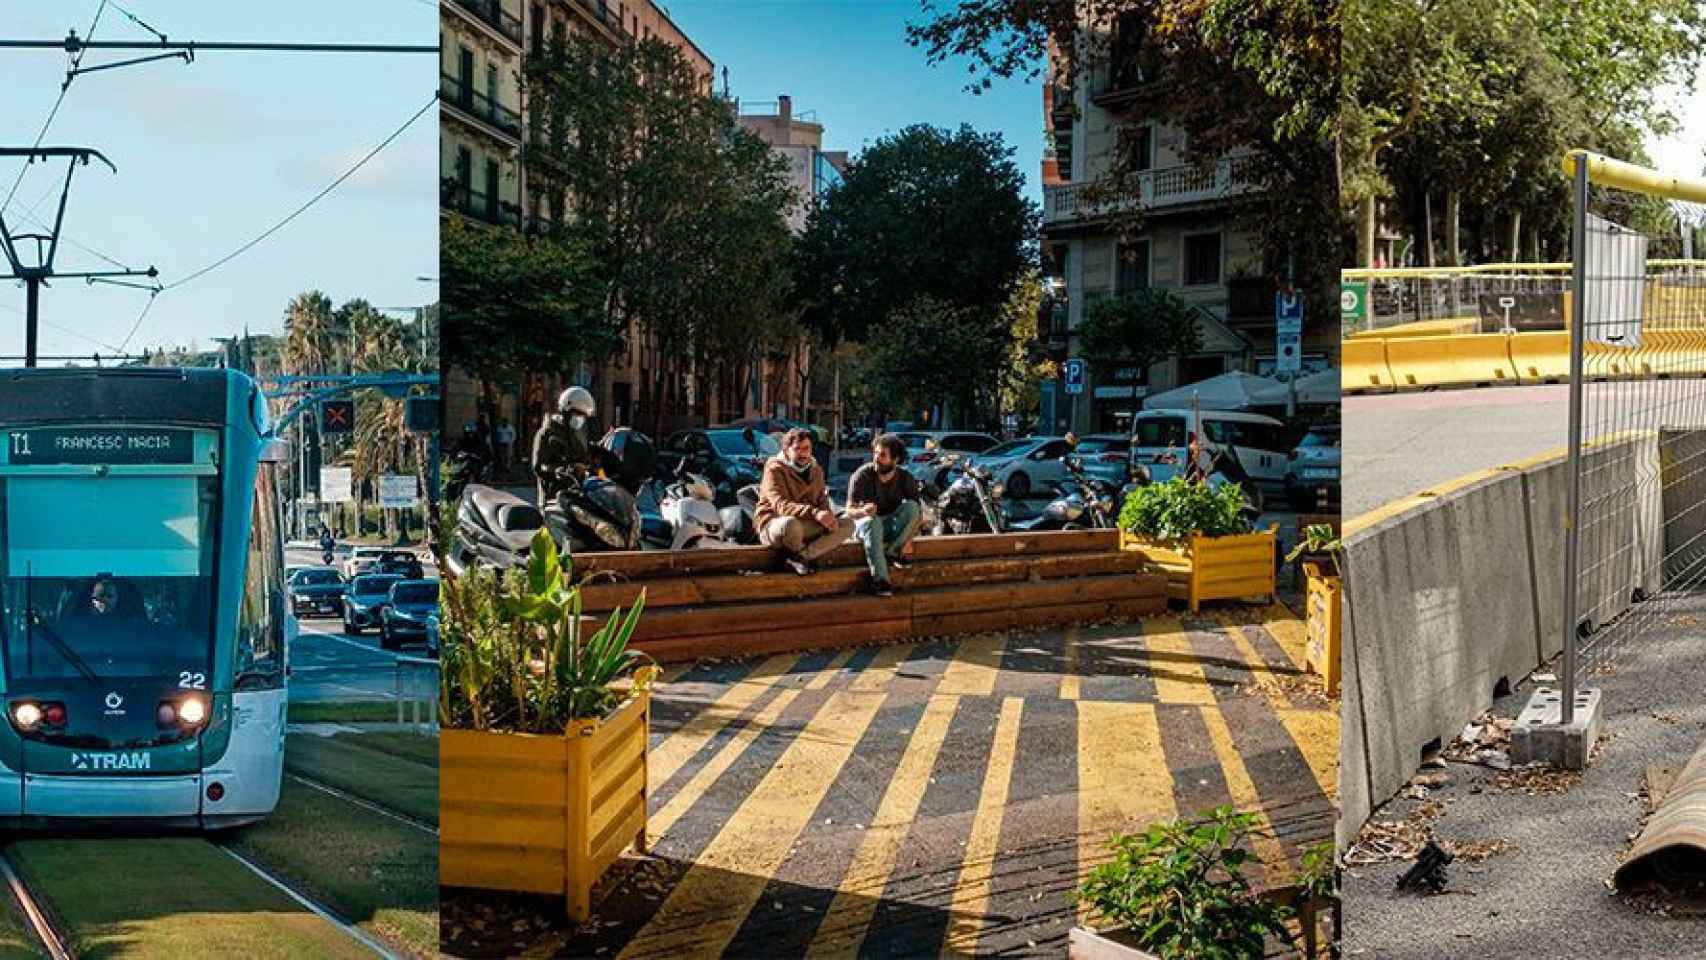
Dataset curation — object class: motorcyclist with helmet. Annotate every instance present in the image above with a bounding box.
[533,386,600,507]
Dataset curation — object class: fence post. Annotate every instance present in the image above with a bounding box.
[1562,151,1589,725]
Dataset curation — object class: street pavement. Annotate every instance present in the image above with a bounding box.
[441,604,1338,957]
[1343,595,1706,958]
[284,545,437,703]
[1344,385,1568,519]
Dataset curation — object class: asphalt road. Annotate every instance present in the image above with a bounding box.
[284,545,437,703]
[1345,385,1569,519]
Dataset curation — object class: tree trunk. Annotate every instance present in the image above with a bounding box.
[1424,191,1435,267]
[1509,210,1522,262]
[1445,191,1462,267]
[1358,196,1376,267]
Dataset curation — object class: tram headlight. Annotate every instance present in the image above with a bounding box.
[177,697,207,726]
[10,703,41,731]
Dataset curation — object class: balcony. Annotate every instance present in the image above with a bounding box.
[566,0,630,40]
[441,73,522,141]
[442,179,522,229]
[1042,157,1260,228]
[449,0,524,47]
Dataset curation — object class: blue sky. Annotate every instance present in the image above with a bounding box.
[666,0,1044,201]
[0,1,437,362]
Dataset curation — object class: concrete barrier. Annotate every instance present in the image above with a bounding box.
[1342,471,1541,838]
[1384,334,1519,389]
[1342,338,1394,394]
[1508,331,1570,384]
[1346,317,1480,340]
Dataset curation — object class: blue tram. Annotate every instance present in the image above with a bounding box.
[0,367,290,827]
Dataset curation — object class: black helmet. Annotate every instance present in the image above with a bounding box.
[601,428,657,492]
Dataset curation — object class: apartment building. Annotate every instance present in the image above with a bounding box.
[1039,22,1335,434]
[441,0,525,230]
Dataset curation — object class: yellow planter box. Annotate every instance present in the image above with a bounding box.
[440,684,653,922]
[1302,561,1342,696]
[1118,527,1277,612]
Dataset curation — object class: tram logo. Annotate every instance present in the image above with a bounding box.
[103,692,125,716]
[69,751,150,771]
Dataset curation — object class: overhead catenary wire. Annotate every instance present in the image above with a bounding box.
[117,93,436,352]
[0,0,111,216]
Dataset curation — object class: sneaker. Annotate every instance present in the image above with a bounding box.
[871,579,895,597]
[785,557,814,577]
[888,558,909,571]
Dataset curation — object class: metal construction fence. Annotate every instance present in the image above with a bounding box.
[1561,152,1706,721]
[1343,260,1706,340]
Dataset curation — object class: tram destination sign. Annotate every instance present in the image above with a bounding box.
[5,427,194,465]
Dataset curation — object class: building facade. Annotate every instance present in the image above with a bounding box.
[1039,23,1336,434]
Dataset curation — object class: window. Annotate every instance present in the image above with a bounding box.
[486,64,499,111]
[236,462,285,690]
[1035,440,1071,460]
[1184,233,1222,286]
[484,159,500,217]
[457,45,474,91]
[1129,125,1154,173]
[1136,416,1186,448]
[1117,240,1150,293]
[455,146,472,203]
[530,4,544,54]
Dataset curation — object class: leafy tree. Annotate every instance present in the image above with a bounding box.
[909,0,1341,319]
[857,296,1015,425]
[440,215,616,387]
[281,291,337,376]
[525,33,797,433]
[998,272,1051,429]
[1076,287,1203,423]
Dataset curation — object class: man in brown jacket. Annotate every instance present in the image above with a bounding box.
[756,428,855,575]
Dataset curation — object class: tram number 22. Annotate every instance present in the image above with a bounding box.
[179,672,207,690]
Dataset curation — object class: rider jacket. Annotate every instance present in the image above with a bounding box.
[532,414,594,506]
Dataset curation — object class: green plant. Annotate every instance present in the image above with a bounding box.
[1285,523,1342,571]
[1076,807,1296,960]
[1119,476,1252,541]
[439,527,652,733]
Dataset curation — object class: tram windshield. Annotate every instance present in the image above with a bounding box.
[0,475,218,684]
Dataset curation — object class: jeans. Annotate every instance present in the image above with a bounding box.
[855,500,922,583]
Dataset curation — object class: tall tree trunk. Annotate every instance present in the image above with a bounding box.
[1358,196,1376,267]
[1445,191,1462,267]
[1424,191,1435,267]
[1509,210,1522,262]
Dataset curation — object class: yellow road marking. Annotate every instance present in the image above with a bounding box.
[649,653,801,787]
[806,648,857,690]
[806,694,961,958]
[1076,700,1177,924]
[850,642,917,691]
[648,684,805,843]
[940,696,1024,957]
[657,662,694,685]
[1208,613,1286,690]
[1143,616,1214,704]
[1059,625,1081,700]
[936,633,1004,696]
[1200,705,1294,884]
[1257,605,1311,672]
[620,687,892,959]
[1276,706,1339,801]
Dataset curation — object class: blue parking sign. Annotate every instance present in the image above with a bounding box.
[1064,358,1086,395]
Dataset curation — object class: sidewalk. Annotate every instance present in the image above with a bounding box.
[441,604,1338,957]
[1342,595,1706,957]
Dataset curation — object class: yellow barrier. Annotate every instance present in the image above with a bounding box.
[1383,334,1518,389]
[1564,150,1706,204]
[1342,337,1394,393]
[1507,331,1570,384]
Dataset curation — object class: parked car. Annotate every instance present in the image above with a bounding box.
[894,431,1002,487]
[380,578,440,650]
[1285,424,1341,510]
[720,417,830,448]
[964,435,1075,499]
[658,428,783,505]
[343,573,404,636]
[1073,434,1135,487]
[341,545,388,580]
[288,566,347,619]
[1130,409,1292,491]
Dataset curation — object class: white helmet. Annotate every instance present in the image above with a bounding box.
[558,386,595,418]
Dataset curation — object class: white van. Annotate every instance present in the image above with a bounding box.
[1129,408,1292,489]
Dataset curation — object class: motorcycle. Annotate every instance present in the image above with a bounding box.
[445,445,492,503]
[445,483,549,576]
[648,463,737,550]
[1007,456,1122,532]
[932,455,1008,535]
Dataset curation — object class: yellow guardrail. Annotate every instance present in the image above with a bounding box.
[1564,150,1706,203]
[1344,259,1706,282]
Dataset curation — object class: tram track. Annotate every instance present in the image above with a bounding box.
[0,848,69,960]
[216,843,398,959]
[286,771,437,837]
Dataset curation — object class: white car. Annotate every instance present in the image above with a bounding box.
[893,430,1002,488]
[1130,409,1292,490]
[964,436,1075,499]
[341,545,388,580]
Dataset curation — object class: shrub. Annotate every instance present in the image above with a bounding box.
[439,527,653,733]
[1076,807,1295,960]
[1118,476,1251,541]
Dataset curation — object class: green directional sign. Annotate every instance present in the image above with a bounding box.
[1341,281,1368,326]
[4,427,194,465]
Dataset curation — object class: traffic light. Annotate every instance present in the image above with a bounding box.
[404,395,441,435]
[320,400,355,435]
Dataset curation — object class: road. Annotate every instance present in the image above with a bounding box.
[1345,385,1569,518]
[284,544,437,703]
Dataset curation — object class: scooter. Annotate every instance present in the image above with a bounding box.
[1006,456,1122,532]
[445,483,550,576]
[650,464,737,550]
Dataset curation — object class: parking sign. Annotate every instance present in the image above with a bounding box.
[1063,358,1086,395]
